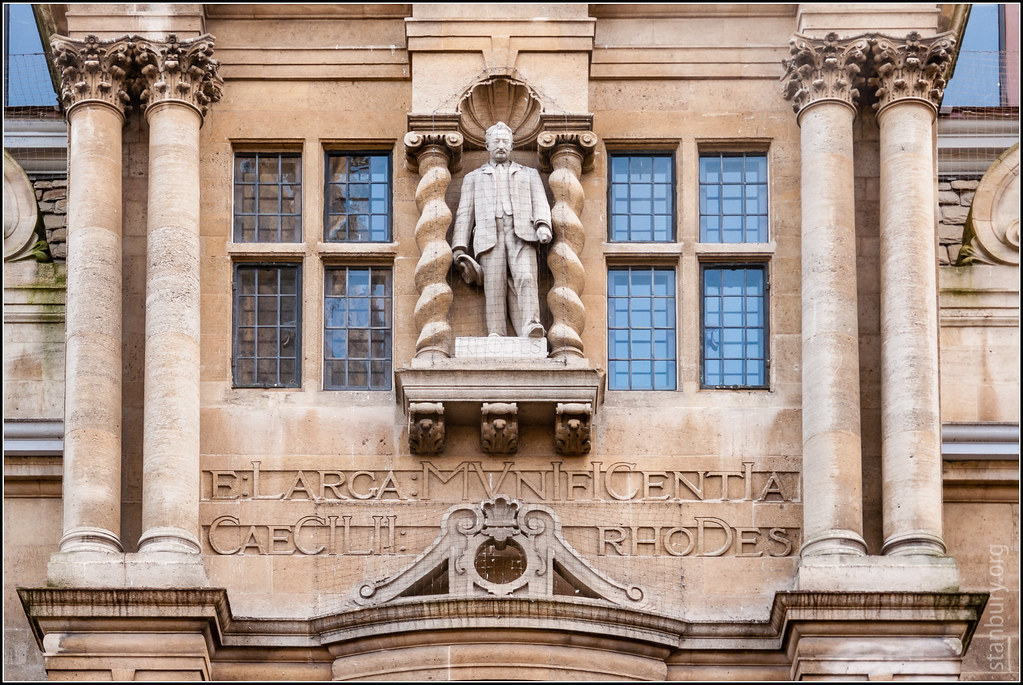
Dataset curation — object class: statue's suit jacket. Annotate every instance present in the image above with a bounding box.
[451,161,552,257]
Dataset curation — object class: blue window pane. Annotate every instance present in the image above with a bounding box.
[609,154,673,242]
[324,267,392,390]
[325,154,390,241]
[702,265,768,388]
[608,267,676,390]
[700,152,768,243]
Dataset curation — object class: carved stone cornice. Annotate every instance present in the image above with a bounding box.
[135,34,224,118]
[869,31,956,114]
[781,32,870,117]
[50,34,135,116]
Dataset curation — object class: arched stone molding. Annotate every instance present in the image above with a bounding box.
[458,76,544,150]
[3,151,41,262]
[355,496,647,610]
[958,144,1020,266]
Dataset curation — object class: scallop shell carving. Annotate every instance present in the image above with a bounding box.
[458,77,544,149]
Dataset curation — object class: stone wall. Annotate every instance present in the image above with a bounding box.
[938,177,979,265]
[32,178,67,261]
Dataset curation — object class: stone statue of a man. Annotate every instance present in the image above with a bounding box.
[451,121,553,338]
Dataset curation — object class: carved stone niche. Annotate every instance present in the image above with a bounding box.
[356,496,646,608]
[458,76,544,150]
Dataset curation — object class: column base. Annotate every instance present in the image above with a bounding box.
[882,531,947,557]
[799,529,867,557]
[47,551,209,588]
[58,526,123,554]
[797,554,960,592]
[138,526,202,554]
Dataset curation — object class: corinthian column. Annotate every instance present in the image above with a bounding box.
[404,122,463,358]
[135,35,223,554]
[782,33,870,556]
[538,117,596,360]
[870,32,955,557]
[50,34,135,553]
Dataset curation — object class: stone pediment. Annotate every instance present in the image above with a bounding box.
[354,496,647,610]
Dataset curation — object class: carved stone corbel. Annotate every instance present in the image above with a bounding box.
[404,121,463,359]
[538,116,597,360]
[50,33,136,116]
[134,34,224,117]
[868,31,956,114]
[781,32,870,117]
[554,402,592,456]
[481,402,518,455]
[408,402,446,455]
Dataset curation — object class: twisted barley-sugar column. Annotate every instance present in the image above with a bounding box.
[136,35,222,554]
[538,131,596,359]
[405,132,462,359]
[51,34,134,553]
[871,32,955,557]
[782,33,870,556]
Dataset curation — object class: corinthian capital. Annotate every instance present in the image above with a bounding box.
[781,32,870,116]
[50,34,135,115]
[869,32,956,113]
[135,34,224,117]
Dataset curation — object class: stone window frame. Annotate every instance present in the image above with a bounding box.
[693,140,775,392]
[227,139,399,395]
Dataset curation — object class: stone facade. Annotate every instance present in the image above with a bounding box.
[3,3,1018,681]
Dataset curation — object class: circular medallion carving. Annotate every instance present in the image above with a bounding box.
[474,538,527,584]
[458,77,543,149]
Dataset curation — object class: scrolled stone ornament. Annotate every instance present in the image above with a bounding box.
[135,33,224,116]
[50,33,136,115]
[781,32,870,116]
[868,31,956,112]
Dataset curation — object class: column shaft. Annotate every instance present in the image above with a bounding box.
[139,102,204,553]
[60,102,125,553]
[877,100,945,556]
[798,102,867,556]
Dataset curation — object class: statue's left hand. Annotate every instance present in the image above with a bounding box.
[536,224,553,244]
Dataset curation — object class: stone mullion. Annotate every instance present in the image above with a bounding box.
[538,130,596,360]
[870,33,955,557]
[782,33,870,557]
[404,131,463,359]
[135,35,222,554]
[50,34,135,554]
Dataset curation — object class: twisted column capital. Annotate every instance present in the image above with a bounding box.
[869,31,956,115]
[403,130,464,174]
[50,33,136,117]
[135,34,224,119]
[781,32,871,119]
[537,130,598,173]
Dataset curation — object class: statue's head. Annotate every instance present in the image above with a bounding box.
[485,121,514,163]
